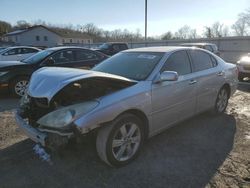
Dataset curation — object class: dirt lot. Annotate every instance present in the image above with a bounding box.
[0,83,249,188]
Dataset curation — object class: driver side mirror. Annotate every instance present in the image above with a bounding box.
[155,71,178,83]
[43,57,55,66]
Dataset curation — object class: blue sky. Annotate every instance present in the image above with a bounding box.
[0,0,249,36]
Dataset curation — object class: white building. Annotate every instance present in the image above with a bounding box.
[3,25,93,47]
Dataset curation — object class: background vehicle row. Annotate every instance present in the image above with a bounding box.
[0,47,108,97]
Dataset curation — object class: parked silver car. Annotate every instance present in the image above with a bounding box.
[15,46,238,166]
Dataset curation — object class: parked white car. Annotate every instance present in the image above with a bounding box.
[0,46,41,61]
[237,53,250,81]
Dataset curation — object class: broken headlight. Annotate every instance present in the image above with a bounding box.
[37,101,99,129]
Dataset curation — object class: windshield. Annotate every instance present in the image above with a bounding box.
[0,48,10,54]
[0,48,6,52]
[92,52,164,81]
[22,50,53,64]
[98,43,110,50]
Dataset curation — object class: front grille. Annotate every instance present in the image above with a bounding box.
[26,97,54,127]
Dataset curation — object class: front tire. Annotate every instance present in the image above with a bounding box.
[96,113,145,167]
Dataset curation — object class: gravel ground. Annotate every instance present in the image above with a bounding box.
[0,83,249,188]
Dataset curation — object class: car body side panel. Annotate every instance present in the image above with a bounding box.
[223,62,238,95]
[73,81,152,134]
[193,65,224,113]
[150,74,197,135]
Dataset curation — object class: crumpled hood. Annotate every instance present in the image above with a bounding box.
[28,67,136,102]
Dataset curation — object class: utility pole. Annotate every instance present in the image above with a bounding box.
[145,0,147,42]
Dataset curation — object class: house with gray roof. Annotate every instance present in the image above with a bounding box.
[3,25,93,48]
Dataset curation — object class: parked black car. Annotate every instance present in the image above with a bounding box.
[95,42,128,56]
[180,43,220,56]
[0,46,108,97]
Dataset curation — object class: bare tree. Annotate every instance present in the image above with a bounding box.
[82,23,99,35]
[174,25,191,39]
[222,26,230,37]
[232,18,248,36]
[203,22,228,38]
[135,29,142,41]
[161,31,173,40]
[189,29,198,39]
[211,22,224,37]
[231,9,250,36]
[240,8,250,26]
[174,26,199,39]
[203,26,213,38]
[33,19,46,26]
[13,20,31,30]
[0,20,12,36]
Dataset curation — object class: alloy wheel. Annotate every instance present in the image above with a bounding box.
[14,80,29,97]
[216,88,228,113]
[111,122,141,162]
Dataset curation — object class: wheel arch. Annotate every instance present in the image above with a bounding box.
[221,83,231,96]
[117,109,150,139]
[9,74,30,84]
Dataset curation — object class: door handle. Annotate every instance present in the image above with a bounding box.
[217,71,224,76]
[189,80,197,85]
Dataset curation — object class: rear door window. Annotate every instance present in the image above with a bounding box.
[51,50,74,64]
[162,50,192,75]
[22,48,38,54]
[189,50,214,72]
[112,44,120,52]
[4,48,21,55]
[75,50,99,61]
[119,44,128,50]
[210,55,218,67]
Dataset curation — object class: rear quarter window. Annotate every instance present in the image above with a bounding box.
[210,55,218,67]
[204,45,213,52]
[189,50,214,72]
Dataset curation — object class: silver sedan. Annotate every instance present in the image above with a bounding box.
[15,46,238,167]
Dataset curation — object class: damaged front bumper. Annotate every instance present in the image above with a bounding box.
[15,110,73,148]
[15,110,47,146]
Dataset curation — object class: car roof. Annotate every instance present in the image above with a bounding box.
[104,42,128,45]
[180,43,216,46]
[6,46,41,50]
[47,46,90,51]
[124,46,196,53]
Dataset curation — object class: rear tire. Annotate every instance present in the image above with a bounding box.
[10,76,29,97]
[96,113,145,167]
[212,87,229,114]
